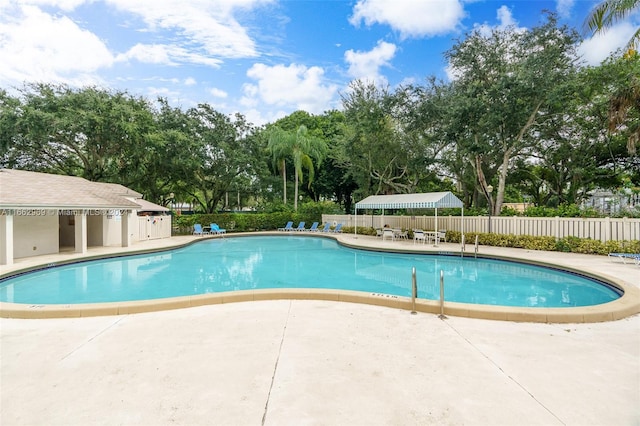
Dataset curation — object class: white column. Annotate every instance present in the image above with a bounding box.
[74,212,87,254]
[121,210,131,247]
[0,214,14,266]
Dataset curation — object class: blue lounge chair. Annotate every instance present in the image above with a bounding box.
[320,223,331,232]
[193,224,209,236]
[608,253,640,265]
[210,223,226,234]
[278,221,294,231]
[330,223,343,233]
[306,222,319,232]
[294,222,306,231]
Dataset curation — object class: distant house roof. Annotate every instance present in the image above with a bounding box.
[0,169,142,210]
[355,192,464,210]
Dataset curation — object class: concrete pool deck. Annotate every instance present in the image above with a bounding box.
[1,233,639,425]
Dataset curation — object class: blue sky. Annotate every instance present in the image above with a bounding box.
[1,0,638,126]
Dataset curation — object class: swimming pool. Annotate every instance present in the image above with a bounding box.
[0,236,621,308]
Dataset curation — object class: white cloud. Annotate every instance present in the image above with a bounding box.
[473,5,524,37]
[0,4,113,87]
[209,87,228,98]
[117,43,222,67]
[241,63,338,115]
[106,0,268,59]
[578,22,638,66]
[184,77,197,86]
[16,0,87,12]
[349,0,465,39]
[243,107,287,127]
[496,5,516,27]
[344,40,396,86]
[556,0,575,19]
[118,44,174,64]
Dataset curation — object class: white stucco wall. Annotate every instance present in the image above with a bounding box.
[87,215,103,246]
[103,213,122,246]
[14,215,58,259]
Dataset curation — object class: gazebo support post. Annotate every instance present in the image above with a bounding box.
[434,207,438,247]
[354,208,358,237]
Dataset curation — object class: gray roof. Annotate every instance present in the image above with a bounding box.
[0,169,142,210]
[355,192,464,210]
[135,198,170,212]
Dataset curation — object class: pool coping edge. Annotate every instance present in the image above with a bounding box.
[1,232,638,323]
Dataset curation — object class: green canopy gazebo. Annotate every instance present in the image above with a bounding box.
[354,191,465,245]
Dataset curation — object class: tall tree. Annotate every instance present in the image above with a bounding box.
[445,14,580,215]
[603,54,640,155]
[184,105,261,213]
[2,84,154,182]
[585,1,640,156]
[339,80,409,199]
[311,110,357,210]
[266,124,327,211]
[266,126,293,205]
[123,97,196,204]
[0,90,20,155]
[402,79,472,203]
[290,125,327,210]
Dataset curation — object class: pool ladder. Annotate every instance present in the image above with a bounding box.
[460,234,479,258]
[410,267,447,319]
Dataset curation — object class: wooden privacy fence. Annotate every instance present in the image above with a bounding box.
[137,215,172,241]
[321,214,640,242]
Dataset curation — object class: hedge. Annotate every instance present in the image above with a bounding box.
[340,227,640,256]
[174,212,323,234]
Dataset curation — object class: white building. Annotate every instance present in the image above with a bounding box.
[0,169,171,266]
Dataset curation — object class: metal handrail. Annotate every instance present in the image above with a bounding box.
[474,235,479,258]
[411,267,417,315]
[438,269,447,319]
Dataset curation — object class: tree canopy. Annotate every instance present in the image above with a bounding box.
[1,14,638,216]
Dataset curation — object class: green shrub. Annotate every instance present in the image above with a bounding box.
[500,206,520,216]
[448,231,634,256]
[174,211,324,233]
[341,226,377,236]
[298,201,343,216]
[524,204,601,218]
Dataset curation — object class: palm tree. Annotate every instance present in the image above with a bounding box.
[608,60,640,154]
[290,125,327,211]
[585,0,640,154]
[585,0,640,52]
[267,125,328,210]
[266,127,293,205]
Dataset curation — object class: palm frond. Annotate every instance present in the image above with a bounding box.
[584,0,640,33]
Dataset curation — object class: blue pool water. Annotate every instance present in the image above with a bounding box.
[0,236,621,307]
